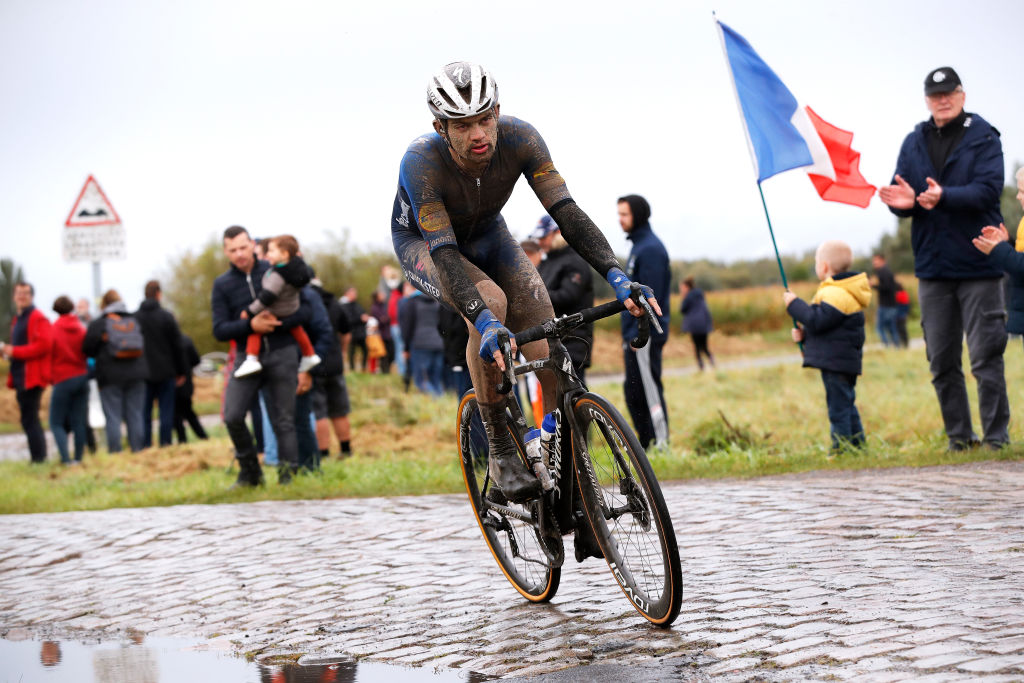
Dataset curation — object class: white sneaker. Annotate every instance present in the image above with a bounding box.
[234,356,263,378]
[298,354,322,373]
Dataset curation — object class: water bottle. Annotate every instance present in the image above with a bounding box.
[539,412,558,491]
[524,427,554,491]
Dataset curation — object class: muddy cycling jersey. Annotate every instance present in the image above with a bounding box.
[391,115,619,323]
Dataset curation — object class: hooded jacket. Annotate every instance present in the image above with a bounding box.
[619,199,671,344]
[50,313,88,385]
[82,302,149,387]
[786,272,872,375]
[888,112,1004,280]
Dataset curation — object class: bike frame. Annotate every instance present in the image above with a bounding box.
[497,338,590,539]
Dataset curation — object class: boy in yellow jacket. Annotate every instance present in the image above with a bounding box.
[783,240,872,455]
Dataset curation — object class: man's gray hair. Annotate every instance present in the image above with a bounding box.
[1016,167,1024,184]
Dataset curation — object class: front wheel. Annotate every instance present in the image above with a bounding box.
[572,393,682,626]
[457,390,560,602]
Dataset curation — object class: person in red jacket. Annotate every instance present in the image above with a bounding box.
[1,282,53,463]
[49,296,89,464]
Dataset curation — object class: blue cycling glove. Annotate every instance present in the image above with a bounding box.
[606,267,632,304]
[474,309,513,363]
[606,267,655,305]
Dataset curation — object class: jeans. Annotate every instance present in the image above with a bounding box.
[623,338,669,449]
[876,306,900,347]
[16,386,46,463]
[821,370,864,451]
[99,381,146,452]
[144,377,177,447]
[295,390,318,470]
[409,348,444,396]
[259,391,278,465]
[224,345,299,466]
[918,278,1009,446]
[50,374,89,463]
[391,324,406,375]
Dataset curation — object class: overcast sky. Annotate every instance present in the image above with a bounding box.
[3,0,1023,312]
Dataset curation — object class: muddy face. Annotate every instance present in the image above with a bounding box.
[434,106,500,175]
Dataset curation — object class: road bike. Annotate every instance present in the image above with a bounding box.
[456,287,682,626]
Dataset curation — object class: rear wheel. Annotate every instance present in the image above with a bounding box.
[457,390,560,602]
[572,393,682,626]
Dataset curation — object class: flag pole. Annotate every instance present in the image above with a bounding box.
[756,183,789,290]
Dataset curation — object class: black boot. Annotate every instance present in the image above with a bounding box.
[277,464,298,485]
[231,454,264,488]
[482,419,542,504]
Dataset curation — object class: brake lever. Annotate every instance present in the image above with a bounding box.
[495,331,515,394]
[628,284,650,350]
[641,298,663,335]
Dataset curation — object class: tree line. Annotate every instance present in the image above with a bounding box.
[2,175,1020,352]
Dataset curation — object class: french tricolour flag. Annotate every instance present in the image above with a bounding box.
[716,19,876,208]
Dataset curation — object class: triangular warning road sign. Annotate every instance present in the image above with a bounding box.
[63,175,126,262]
[65,175,121,227]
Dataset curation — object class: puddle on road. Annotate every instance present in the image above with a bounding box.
[0,634,493,683]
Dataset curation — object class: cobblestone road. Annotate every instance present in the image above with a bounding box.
[1,461,1022,680]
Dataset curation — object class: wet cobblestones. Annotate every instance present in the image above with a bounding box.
[1,460,1022,680]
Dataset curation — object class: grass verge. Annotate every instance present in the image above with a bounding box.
[1,343,1020,514]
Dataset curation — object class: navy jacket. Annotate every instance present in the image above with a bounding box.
[888,112,1004,280]
[988,241,1024,334]
[787,272,872,376]
[621,223,671,344]
[211,259,311,352]
[680,289,712,335]
[310,284,349,377]
[303,286,336,370]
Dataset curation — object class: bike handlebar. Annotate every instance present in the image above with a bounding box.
[495,284,660,394]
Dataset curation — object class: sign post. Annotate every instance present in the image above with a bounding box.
[63,175,126,302]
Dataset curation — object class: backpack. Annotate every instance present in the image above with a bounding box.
[104,314,144,359]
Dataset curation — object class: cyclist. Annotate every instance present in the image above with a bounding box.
[391,61,662,503]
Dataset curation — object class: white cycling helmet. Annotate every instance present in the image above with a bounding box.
[427,62,499,120]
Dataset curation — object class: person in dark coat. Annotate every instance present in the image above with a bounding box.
[879,66,1008,451]
[617,194,671,449]
[870,255,900,347]
[174,334,208,443]
[135,280,187,447]
[309,278,353,458]
[437,302,471,396]
[212,225,311,486]
[679,277,714,371]
[533,216,594,382]
[82,289,148,453]
[398,285,445,397]
[339,287,368,372]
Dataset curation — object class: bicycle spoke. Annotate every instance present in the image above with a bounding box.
[573,394,681,626]
[458,391,559,602]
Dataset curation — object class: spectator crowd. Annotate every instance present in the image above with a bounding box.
[4,65,1023,478]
